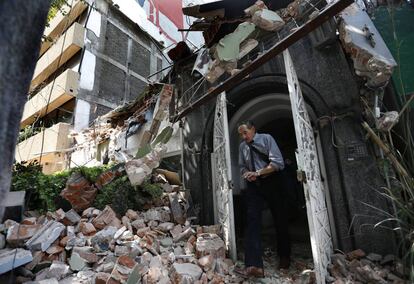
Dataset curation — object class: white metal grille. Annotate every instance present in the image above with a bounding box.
[212,92,237,261]
[283,50,333,284]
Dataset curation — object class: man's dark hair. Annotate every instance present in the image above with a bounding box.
[237,120,255,129]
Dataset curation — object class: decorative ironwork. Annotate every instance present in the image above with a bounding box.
[212,92,237,261]
[283,50,333,284]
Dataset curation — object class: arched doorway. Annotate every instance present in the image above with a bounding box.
[211,64,334,281]
[228,93,314,276]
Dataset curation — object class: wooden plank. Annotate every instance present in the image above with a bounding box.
[171,0,353,122]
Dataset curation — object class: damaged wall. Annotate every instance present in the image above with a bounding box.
[75,0,166,132]
[177,24,395,256]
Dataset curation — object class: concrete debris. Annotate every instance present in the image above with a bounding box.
[0,176,252,284]
[6,224,42,247]
[39,261,70,280]
[252,9,285,32]
[244,0,268,16]
[68,252,87,272]
[25,220,65,252]
[168,193,186,224]
[205,59,226,83]
[339,4,396,88]
[92,206,121,230]
[79,222,96,236]
[171,262,203,282]
[91,226,117,252]
[125,145,167,186]
[62,209,81,226]
[281,0,308,20]
[378,111,399,132]
[195,233,226,258]
[60,172,97,212]
[328,251,407,283]
[0,248,33,274]
[216,22,256,62]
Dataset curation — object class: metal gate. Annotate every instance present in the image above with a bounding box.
[211,92,237,261]
[283,50,333,284]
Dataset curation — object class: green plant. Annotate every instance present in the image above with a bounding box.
[93,176,163,215]
[70,165,110,183]
[17,125,41,143]
[11,162,110,212]
[141,181,163,199]
[47,0,69,24]
[11,162,70,212]
[11,161,44,210]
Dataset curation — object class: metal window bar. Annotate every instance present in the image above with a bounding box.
[171,0,353,122]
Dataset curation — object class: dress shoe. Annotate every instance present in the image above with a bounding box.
[279,256,291,269]
[234,266,264,278]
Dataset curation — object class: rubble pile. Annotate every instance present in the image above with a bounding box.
[327,249,407,283]
[0,174,244,284]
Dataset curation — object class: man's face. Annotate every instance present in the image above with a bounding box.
[238,124,255,143]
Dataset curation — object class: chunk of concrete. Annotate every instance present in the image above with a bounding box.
[158,222,174,232]
[0,248,33,274]
[79,222,96,236]
[216,22,256,62]
[6,224,42,247]
[126,264,142,284]
[72,247,99,263]
[131,219,146,230]
[62,209,81,226]
[125,209,138,221]
[91,226,117,252]
[339,4,397,88]
[26,220,65,252]
[252,9,284,31]
[60,172,97,212]
[171,263,202,282]
[169,193,186,225]
[43,261,70,280]
[173,227,195,243]
[92,206,121,230]
[68,252,87,272]
[198,255,215,272]
[195,233,226,258]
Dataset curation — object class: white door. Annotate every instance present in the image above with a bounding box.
[211,92,237,261]
[283,50,333,284]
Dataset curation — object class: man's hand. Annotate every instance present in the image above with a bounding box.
[243,171,258,182]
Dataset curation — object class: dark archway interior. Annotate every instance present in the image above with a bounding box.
[233,116,313,265]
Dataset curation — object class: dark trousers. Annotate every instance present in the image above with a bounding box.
[244,170,291,268]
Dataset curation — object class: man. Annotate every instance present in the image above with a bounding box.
[235,120,291,278]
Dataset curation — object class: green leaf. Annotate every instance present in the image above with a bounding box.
[151,126,173,147]
[135,144,152,159]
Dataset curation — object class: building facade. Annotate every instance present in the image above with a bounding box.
[16,0,167,173]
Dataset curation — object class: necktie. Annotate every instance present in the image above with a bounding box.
[248,141,255,171]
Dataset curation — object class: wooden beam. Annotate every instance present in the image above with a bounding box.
[171,0,353,122]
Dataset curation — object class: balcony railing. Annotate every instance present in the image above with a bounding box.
[21,70,79,127]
